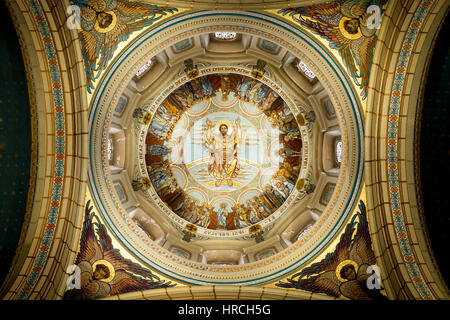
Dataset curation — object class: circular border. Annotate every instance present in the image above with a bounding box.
[139,67,310,239]
[88,11,363,285]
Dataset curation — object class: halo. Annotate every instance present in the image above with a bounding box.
[92,259,115,283]
[338,17,362,40]
[214,120,233,134]
[335,259,359,282]
[94,11,117,34]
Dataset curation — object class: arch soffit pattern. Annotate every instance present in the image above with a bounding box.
[2,0,89,300]
[365,0,449,300]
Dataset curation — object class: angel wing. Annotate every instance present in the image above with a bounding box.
[279,0,385,100]
[75,200,103,265]
[73,0,178,92]
[278,1,343,25]
[95,220,174,295]
[339,279,374,300]
[351,11,378,99]
[108,270,173,296]
[277,270,342,298]
[349,200,377,266]
[276,213,358,296]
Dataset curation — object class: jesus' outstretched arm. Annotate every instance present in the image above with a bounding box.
[205,118,212,144]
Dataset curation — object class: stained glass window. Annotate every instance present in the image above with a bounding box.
[135,59,153,78]
[215,31,237,40]
[297,61,316,80]
[336,140,343,164]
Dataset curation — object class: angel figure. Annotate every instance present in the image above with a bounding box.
[64,200,174,300]
[279,0,386,100]
[72,0,177,92]
[276,201,387,300]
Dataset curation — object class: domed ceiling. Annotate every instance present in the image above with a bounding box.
[87,8,365,286]
[3,0,450,301]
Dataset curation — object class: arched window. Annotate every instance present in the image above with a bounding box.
[135,59,153,79]
[297,60,316,80]
[335,140,343,164]
[214,31,237,40]
[107,137,113,162]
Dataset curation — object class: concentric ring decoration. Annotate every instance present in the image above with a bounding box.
[139,66,309,239]
[88,11,364,285]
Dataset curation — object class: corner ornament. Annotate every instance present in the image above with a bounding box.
[70,0,178,93]
[279,0,387,100]
[64,200,175,300]
[276,201,387,300]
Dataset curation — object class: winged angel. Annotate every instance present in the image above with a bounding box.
[72,0,177,92]
[64,200,174,300]
[279,0,386,100]
[276,201,387,300]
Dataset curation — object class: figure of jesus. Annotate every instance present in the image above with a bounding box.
[205,118,241,187]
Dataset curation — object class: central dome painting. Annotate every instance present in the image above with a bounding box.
[145,73,303,231]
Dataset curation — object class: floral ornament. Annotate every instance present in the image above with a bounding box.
[279,0,387,100]
[132,107,152,124]
[249,224,262,235]
[141,112,152,125]
[71,0,178,93]
[182,223,198,242]
[214,31,237,40]
[135,59,153,79]
[64,200,175,300]
[141,177,151,189]
[249,224,264,243]
[184,59,199,79]
[276,201,387,300]
[251,59,266,79]
[297,60,316,80]
[132,177,151,191]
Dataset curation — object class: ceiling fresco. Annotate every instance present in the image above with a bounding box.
[144,74,303,231]
[278,0,388,100]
